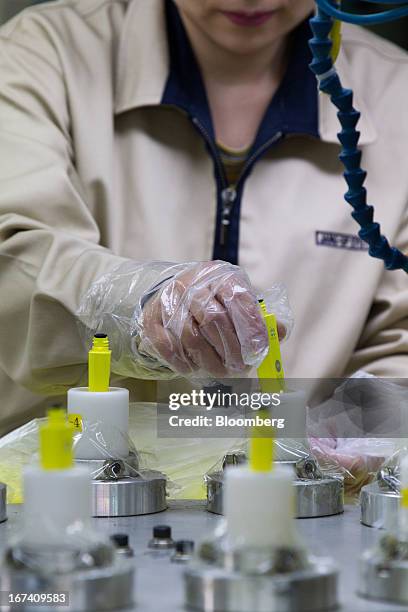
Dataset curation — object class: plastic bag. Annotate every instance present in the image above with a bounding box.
[76,260,293,380]
[307,373,408,501]
[0,409,166,504]
[260,282,293,343]
[0,403,246,502]
[0,419,39,503]
[72,417,162,483]
[129,402,248,499]
[204,437,339,485]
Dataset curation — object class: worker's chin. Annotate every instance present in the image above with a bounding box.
[210,28,285,56]
[207,12,291,55]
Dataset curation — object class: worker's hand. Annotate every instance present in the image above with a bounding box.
[77,259,292,380]
[309,437,390,499]
[307,374,406,498]
[138,261,274,377]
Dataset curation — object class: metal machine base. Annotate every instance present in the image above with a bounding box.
[359,535,408,605]
[185,563,338,612]
[76,455,167,517]
[91,470,167,517]
[185,535,338,612]
[207,461,343,518]
[360,481,400,529]
[0,483,6,523]
[0,547,134,611]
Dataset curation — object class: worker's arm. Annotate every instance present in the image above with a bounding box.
[0,14,270,393]
[0,15,128,394]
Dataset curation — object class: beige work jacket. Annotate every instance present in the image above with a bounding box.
[0,0,407,434]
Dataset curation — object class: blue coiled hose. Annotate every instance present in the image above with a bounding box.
[309,1,408,272]
[316,0,408,24]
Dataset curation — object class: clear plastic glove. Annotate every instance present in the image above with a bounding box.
[77,260,292,380]
[307,373,408,499]
[309,436,390,499]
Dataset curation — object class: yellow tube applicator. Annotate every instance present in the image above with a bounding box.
[256,299,285,392]
[249,412,275,472]
[88,333,111,392]
[250,300,285,473]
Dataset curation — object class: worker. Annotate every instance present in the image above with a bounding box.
[0,0,407,488]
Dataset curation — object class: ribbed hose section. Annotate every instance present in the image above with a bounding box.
[308,5,408,272]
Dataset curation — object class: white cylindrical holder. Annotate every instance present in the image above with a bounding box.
[23,464,91,546]
[68,387,129,460]
[224,464,297,549]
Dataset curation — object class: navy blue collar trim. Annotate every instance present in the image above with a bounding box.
[163,0,215,138]
[251,18,319,151]
[162,0,319,150]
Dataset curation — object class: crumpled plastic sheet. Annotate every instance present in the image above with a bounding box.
[2,373,408,504]
[0,402,246,503]
[0,419,39,504]
[204,437,339,484]
[0,406,170,504]
[129,403,248,499]
[308,373,408,501]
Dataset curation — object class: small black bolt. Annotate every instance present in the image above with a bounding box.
[110,533,129,548]
[175,540,194,554]
[153,525,171,539]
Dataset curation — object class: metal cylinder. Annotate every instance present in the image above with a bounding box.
[91,470,167,517]
[359,535,408,605]
[360,481,399,529]
[207,464,343,518]
[184,537,338,612]
[0,560,134,611]
[185,565,338,612]
[75,456,167,517]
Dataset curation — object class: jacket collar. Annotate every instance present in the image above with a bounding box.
[115,0,377,146]
[318,35,377,145]
[115,0,169,113]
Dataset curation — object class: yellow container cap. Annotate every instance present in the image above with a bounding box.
[88,333,111,392]
[39,408,74,470]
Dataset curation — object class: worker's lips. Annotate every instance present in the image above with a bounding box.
[221,10,276,27]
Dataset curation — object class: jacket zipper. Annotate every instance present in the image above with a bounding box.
[220,186,237,246]
[191,116,283,256]
[219,131,284,248]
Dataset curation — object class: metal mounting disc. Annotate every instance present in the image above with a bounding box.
[91,470,167,517]
[0,557,134,611]
[359,550,408,605]
[360,481,399,529]
[206,472,343,518]
[185,557,338,612]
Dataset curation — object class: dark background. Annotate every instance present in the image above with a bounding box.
[0,1,407,49]
[343,0,408,49]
